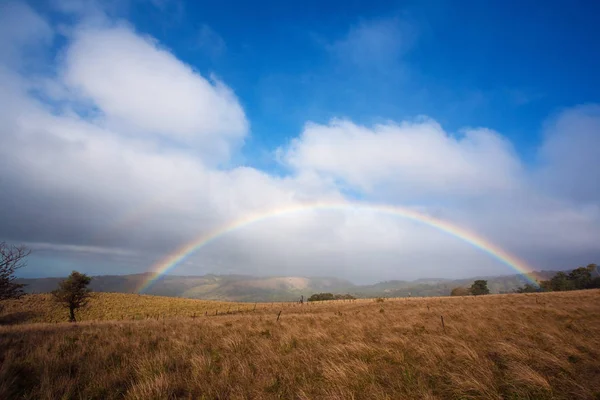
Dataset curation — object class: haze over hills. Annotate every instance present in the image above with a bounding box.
[18,274,354,302]
[17,271,560,302]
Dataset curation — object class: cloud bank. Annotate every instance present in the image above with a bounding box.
[0,2,598,282]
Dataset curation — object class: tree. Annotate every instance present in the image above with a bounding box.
[0,242,30,301]
[568,267,592,290]
[470,280,490,296]
[540,272,574,292]
[52,271,92,322]
[450,287,470,296]
[588,277,600,289]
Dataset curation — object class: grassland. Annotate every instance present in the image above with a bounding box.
[0,293,256,324]
[1,290,600,399]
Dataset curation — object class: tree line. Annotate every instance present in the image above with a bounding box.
[516,264,599,293]
[450,264,599,296]
[308,293,356,301]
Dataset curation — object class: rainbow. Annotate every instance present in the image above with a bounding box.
[137,201,539,292]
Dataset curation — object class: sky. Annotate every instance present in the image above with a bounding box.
[0,0,599,283]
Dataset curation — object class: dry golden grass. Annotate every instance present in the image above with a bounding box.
[0,293,256,323]
[1,290,600,399]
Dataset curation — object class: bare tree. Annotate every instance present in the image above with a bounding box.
[0,242,30,301]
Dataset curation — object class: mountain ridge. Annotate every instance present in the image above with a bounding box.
[16,270,560,302]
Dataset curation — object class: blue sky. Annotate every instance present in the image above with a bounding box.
[121,0,600,164]
[0,0,599,281]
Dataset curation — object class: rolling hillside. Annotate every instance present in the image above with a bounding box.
[18,274,355,302]
[17,271,562,302]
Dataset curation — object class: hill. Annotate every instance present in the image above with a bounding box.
[355,270,560,298]
[1,290,599,399]
[18,271,560,302]
[18,274,355,302]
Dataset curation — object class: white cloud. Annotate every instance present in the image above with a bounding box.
[62,24,247,162]
[282,118,522,200]
[536,104,600,203]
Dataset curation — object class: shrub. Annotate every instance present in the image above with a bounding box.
[308,293,335,302]
[308,293,356,302]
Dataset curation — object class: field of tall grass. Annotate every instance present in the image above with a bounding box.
[1,290,599,399]
[0,292,256,324]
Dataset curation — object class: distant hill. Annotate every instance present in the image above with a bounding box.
[354,271,561,298]
[18,274,354,302]
[17,270,565,302]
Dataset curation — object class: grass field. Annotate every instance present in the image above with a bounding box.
[0,293,256,324]
[1,290,599,399]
